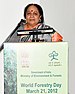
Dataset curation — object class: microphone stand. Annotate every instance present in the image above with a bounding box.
[0,19,25,52]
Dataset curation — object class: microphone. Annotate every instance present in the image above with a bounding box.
[18,19,26,26]
[20,19,26,23]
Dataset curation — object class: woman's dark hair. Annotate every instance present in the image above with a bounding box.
[24,3,44,23]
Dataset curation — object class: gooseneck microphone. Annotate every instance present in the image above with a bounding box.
[0,19,25,52]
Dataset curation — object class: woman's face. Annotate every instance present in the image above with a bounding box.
[26,5,41,27]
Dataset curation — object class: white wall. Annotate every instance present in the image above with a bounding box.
[40,0,75,94]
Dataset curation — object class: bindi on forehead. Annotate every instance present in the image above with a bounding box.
[27,9,38,13]
[30,10,34,12]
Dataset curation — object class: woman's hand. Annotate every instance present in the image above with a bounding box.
[52,32,63,42]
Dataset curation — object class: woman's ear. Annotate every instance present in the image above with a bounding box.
[40,15,42,19]
[39,15,42,22]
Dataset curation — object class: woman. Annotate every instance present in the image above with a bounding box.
[20,3,63,42]
[6,3,63,42]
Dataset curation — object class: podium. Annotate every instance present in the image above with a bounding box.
[4,42,68,94]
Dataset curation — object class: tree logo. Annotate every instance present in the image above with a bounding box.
[49,51,58,61]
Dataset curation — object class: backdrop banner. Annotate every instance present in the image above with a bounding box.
[4,42,68,94]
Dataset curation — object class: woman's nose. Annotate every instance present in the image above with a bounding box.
[30,13,34,17]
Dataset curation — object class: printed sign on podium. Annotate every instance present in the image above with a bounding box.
[4,42,68,94]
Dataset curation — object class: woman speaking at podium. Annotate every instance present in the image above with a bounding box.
[6,3,63,42]
[0,3,63,51]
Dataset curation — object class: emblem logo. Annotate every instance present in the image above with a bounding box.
[49,51,58,61]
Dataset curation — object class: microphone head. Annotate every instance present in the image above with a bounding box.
[21,19,26,23]
[18,19,26,26]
